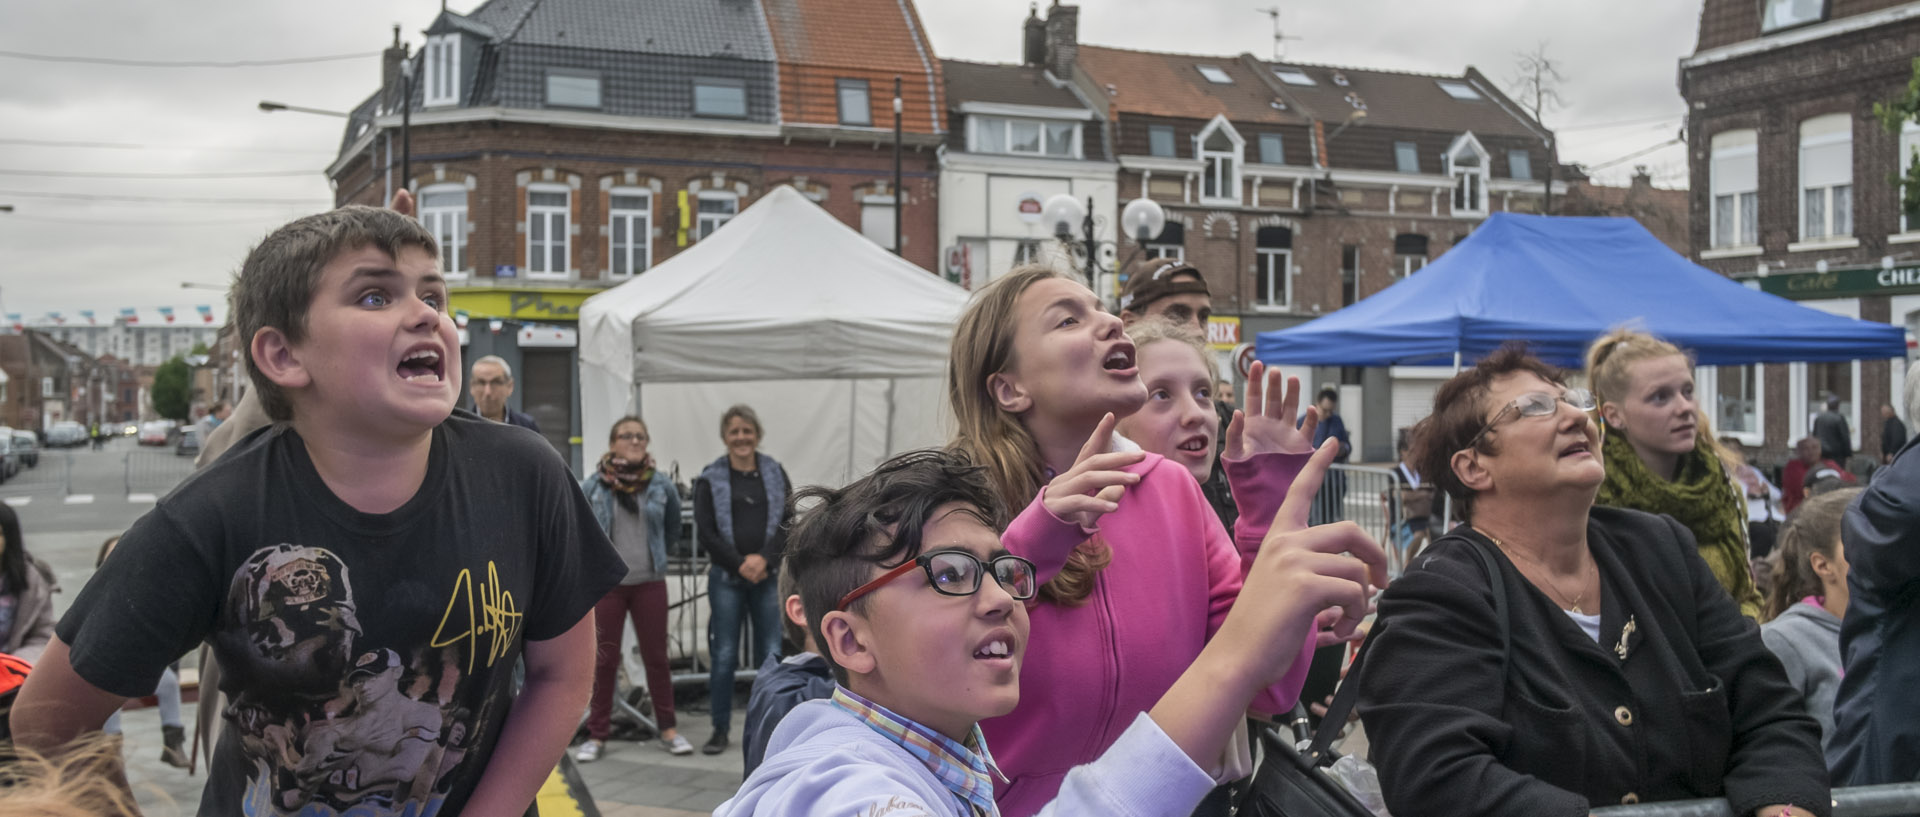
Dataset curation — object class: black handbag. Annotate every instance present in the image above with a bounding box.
[1236,536,1510,817]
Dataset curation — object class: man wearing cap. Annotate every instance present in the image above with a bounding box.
[1116,257,1238,531]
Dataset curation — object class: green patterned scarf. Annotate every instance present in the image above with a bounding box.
[1596,430,1763,620]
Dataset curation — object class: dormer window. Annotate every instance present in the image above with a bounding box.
[972,116,1080,158]
[1446,133,1490,217]
[1195,116,1244,205]
[424,35,460,107]
[1197,65,1234,84]
[1761,0,1824,32]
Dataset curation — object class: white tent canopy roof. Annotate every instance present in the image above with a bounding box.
[578,185,969,487]
[580,185,966,385]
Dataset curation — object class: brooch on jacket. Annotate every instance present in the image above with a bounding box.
[1614,615,1637,661]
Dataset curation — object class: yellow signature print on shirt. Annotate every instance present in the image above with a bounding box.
[430,561,525,673]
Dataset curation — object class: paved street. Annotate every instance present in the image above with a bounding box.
[18,437,746,816]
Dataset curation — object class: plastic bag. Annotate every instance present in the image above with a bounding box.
[1325,754,1392,817]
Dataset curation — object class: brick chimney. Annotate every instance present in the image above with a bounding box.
[1023,4,1047,67]
[1044,3,1079,80]
[1631,164,1653,191]
[382,25,406,113]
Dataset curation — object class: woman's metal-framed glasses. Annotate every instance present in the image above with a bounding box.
[836,550,1039,612]
[614,432,648,443]
[1464,387,1597,450]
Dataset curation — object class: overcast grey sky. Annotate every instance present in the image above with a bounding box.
[0,0,1699,325]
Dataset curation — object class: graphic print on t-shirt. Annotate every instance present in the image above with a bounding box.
[222,543,501,817]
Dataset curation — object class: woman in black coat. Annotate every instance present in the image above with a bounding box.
[1358,345,1827,817]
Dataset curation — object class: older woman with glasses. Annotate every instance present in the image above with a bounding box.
[1357,344,1828,817]
[578,416,691,761]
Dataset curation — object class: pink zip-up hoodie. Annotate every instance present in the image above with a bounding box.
[982,449,1315,817]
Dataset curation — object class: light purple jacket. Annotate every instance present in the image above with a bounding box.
[983,450,1314,817]
[715,698,1215,817]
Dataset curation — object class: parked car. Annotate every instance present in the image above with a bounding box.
[175,426,201,458]
[138,421,172,446]
[47,421,87,448]
[0,436,15,481]
[9,430,35,469]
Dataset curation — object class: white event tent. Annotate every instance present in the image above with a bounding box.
[578,186,969,490]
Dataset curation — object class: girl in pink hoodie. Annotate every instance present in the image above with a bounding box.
[948,268,1336,816]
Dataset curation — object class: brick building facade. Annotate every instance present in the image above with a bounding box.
[1682,0,1920,463]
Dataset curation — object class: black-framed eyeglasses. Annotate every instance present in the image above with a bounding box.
[837,550,1038,612]
[1464,388,1597,450]
[614,432,648,443]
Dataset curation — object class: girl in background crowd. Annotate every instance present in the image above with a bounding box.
[0,503,53,665]
[948,266,1345,816]
[577,416,691,762]
[1761,487,1861,754]
[95,535,188,768]
[1586,329,1764,619]
[695,404,791,755]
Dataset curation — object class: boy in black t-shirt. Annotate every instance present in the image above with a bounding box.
[10,206,624,817]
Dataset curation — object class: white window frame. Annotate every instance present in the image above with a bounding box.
[607,188,652,280]
[1446,132,1490,218]
[545,69,602,110]
[837,78,872,127]
[969,116,1081,159]
[1789,361,1863,451]
[1761,0,1825,32]
[1012,239,1043,267]
[696,191,738,240]
[1436,81,1482,101]
[1195,115,1245,206]
[1341,244,1362,306]
[424,35,459,108]
[1900,119,1919,235]
[1255,248,1292,310]
[1696,364,1765,447]
[418,184,469,279]
[1710,130,1760,249]
[525,184,570,279]
[1799,114,1853,242]
[1196,65,1234,84]
[1144,243,1184,261]
[1398,254,1427,277]
[860,195,896,250]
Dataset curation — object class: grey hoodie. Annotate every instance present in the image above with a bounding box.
[1761,601,1843,751]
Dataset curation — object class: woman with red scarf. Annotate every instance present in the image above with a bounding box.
[577,415,689,760]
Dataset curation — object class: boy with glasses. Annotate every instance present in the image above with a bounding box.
[716,445,1386,817]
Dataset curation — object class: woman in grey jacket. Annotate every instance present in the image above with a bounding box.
[578,416,689,760]
[1761,487,1860,754]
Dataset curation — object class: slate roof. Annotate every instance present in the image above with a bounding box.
[468,0,777,60]
[1075,45,1304,125]
[941,59,1085,110]
[1259,62,1543,140]
[760,0,944,133]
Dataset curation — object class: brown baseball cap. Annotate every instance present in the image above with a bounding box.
[1118,257,1210,313]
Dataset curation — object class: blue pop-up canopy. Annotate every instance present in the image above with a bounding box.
[1255,213,1907,368]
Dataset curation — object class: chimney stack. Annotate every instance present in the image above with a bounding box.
[1631,164,1653,191]
[382,24,406,113]
[1023,4,1046,67]
[1044,3,1079,80]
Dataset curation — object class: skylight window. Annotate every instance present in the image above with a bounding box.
[1437,81,1482,101]
[1273,68,1316,86]
[1197,65,1234,84]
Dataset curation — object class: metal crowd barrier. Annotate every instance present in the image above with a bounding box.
[0,449,71,496]
[125,446,197,498]
[1590,783,1920,817]
[1311,464,1418,575]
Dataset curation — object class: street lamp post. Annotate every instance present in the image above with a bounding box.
[1042,195,1167,305]
[892,76,903,256]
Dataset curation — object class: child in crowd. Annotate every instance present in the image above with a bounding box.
[1761,486,1862,753]
[741,567,835,775]
[717,446,1385,817]
[93,535,189,769]
[9,205,625,816]
[947,266,1322,815]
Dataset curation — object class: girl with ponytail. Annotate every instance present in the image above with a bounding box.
[1760,486,1860,751]
[948,266,1331,816]
[1584,328,1765,618]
